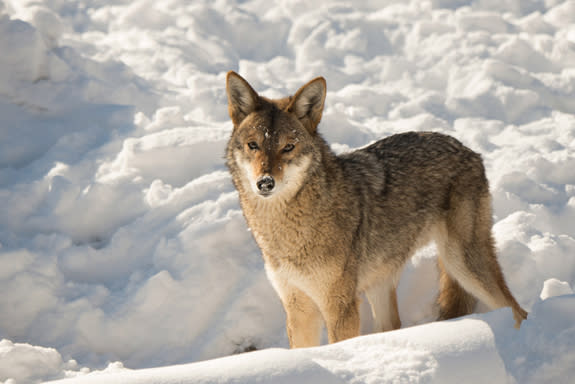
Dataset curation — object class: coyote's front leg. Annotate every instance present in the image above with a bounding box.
[320,278,361,343]
[281,286,323,348]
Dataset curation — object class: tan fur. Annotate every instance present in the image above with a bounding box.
[225,72,528,348]
[437,258,477,320]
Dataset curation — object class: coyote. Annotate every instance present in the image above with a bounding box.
[225,71,527,347]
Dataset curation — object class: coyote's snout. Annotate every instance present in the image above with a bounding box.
[225,71,528,348]
[256,175,275,195]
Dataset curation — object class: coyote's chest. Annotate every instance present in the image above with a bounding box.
[243,198,321,268]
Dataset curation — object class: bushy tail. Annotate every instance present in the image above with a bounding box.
[436,259,477,320]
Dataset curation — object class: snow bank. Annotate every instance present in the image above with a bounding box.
[0,340,65,383]
[45,292,575,384]
[0,0,574,383]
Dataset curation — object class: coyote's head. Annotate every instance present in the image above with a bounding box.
[225,72,326,199]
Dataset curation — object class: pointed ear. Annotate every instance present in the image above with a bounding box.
[226,71,259,126]
[287,77,326,133]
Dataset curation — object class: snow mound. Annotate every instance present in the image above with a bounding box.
[45,291,575,383]
[0,339,79,384]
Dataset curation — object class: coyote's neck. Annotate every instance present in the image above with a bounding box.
[242,188,325,267]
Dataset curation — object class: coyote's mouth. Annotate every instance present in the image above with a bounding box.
[257,190,273,197]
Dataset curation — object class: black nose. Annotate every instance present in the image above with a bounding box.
[256,176,275,193]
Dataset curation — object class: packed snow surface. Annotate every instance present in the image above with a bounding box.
[0,0,574,383]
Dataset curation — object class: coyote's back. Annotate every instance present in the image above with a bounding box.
[225,71,527,347]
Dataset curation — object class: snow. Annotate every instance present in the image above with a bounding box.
[0,0,574,383]
[37,296,575,384]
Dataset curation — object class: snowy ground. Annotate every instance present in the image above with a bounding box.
[0,0,574,383]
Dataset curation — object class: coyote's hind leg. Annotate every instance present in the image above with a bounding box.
[365,278,401,332]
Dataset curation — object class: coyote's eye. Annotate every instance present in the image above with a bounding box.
[282,143,295,153]
[247,141,259,150]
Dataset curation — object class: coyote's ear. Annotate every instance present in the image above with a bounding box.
[287,77,326,134]
[226,71,259,126]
